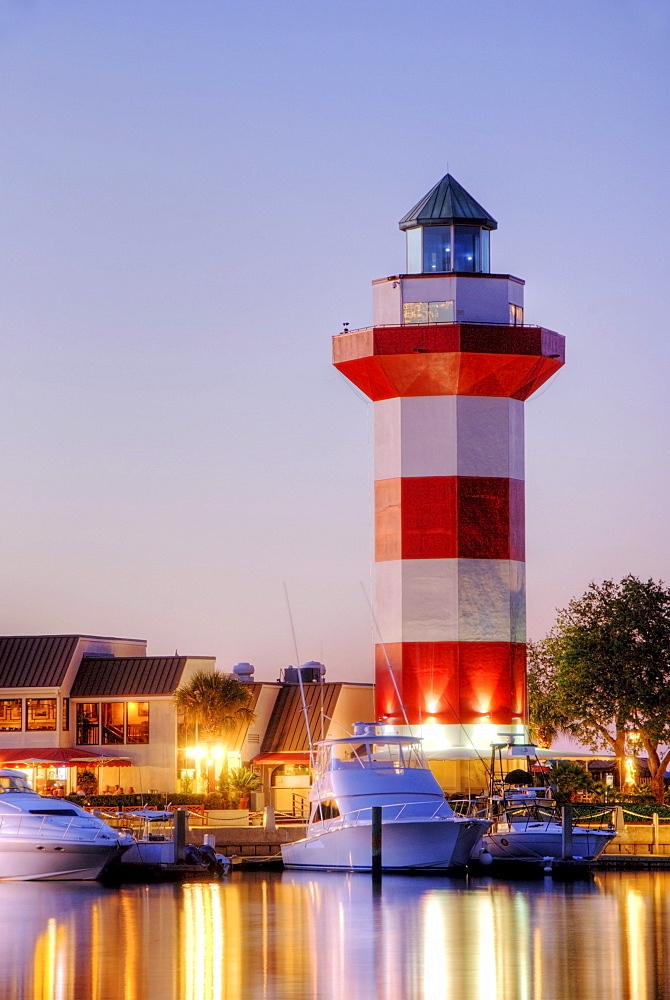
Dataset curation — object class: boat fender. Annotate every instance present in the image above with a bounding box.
[478,849,493,867]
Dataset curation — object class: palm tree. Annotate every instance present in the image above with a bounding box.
[174,670,256,791]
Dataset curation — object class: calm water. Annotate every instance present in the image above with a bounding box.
[1,870,669,999]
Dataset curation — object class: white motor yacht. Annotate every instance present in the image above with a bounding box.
[0,769,132,880]
[281,723,490,871]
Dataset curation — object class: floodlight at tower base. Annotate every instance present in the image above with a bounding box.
[379,722,527,757]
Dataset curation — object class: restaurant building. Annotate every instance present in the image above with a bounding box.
[0,635,373,807]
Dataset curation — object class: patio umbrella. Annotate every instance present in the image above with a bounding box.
[0,748,132,767]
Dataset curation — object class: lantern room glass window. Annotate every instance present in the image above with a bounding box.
[422,226,452,272]
[408,225,491,274]
[453,227,483,272]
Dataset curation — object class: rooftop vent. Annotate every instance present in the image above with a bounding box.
[232,662,255,681]
[282,661,326,684]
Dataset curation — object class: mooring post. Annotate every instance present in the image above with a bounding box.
[614,805,625,834]
[561,804,573,859]
[174,808,188,863]
[652,812,659,854]
[371,806,382,876]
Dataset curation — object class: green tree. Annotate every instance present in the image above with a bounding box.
[535,577,670,803]
[174,671,256,790]
[549,760,595,803]
[220,766,262,807]
[527,640,567,747]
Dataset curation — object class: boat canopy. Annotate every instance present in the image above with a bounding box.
[315,736,427,774]
[0,771,33,793]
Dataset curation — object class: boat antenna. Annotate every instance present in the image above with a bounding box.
[283,581,301,665]
[283,583,315,766]
[321,713,353,737]
[360,582,414,736]
[296,665,315,768]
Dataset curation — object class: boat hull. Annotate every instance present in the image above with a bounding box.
[0,839,125,881]
[282,818,487,871]
[482,826,615,862]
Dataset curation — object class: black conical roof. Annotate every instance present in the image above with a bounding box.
[399,173,497,231]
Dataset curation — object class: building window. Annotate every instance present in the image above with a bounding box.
[0,699,22,732]
[403,300,454,325]
[403,301,428,325]
[101,703,124,745]
[26,699,57,732]
[509,303,524,325]
[77,703,100,745]
[428,300,454,323]
[127,702,149,744]
[62,698,69,731]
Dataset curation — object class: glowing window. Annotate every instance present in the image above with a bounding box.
[509,304,524,325]
[0,699,22,732]
[403,301,429,324]
[127,702,149,744]
[101,703,125,745]
[77,703,99,745]
[26,699,57,732]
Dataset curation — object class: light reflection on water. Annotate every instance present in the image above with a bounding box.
[1,871,670,1000]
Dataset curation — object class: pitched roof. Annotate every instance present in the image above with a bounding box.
[261,683,342,753]
[0,635,81,688]
[399,173,497,231]
[218,683,263,752]
[70,657,191,698]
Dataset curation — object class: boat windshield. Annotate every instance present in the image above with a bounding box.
[319,740,427,772]
[0,774,33,793]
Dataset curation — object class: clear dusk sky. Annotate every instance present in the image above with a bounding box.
[1,1,668,681]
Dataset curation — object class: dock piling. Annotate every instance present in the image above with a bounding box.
[174,808,188,863]
[561,805,573,860]
[371,806,382,876]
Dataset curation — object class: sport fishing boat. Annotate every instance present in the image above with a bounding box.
[475,785,615,866]
[0,769,132,880]
[281,723,490,871]
[456,744,616,869]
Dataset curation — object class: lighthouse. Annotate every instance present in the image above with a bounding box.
[333,174,565,751]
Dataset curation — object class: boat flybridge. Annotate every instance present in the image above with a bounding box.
[281,723,490,871]
[0,769,133,880]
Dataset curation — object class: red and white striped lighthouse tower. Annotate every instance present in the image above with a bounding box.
[333,174,565,749]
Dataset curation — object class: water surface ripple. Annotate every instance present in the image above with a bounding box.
[1,870,667,999]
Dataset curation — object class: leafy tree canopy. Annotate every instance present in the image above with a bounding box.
[529,576,670,802]
[174,669,255,747]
